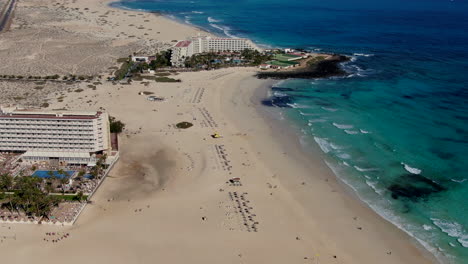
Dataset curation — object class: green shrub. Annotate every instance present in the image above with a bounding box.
[109,116,125,133]
[176,122,193,129]
[155,77,181,83]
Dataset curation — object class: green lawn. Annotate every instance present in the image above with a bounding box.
[274,54,302,62]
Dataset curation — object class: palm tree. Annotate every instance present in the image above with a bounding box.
[76,191,85,202]
[0,174,14,191]
[59,177,69,194]
[47,170,55,179]
[44,181,54,194]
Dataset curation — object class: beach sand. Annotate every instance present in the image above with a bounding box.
[0,1,437,264]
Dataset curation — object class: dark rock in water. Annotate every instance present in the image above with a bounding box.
[256,55,350,80]
[341,93,351,99]
[430,148,455,160]
[388,174,446,202]
[454,115,468,121]
[261,95,294,108]
[402,95,414,99]
[271,87,295,92]
[436,137,468,144]
[455,128,468,135]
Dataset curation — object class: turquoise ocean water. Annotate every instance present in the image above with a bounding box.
[112,0,468,262]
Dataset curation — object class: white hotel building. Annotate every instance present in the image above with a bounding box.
[0,106,112,166]
[171,36,261,66]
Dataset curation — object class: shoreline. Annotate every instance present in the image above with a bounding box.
[249,78,442,263]
[0,1,447,263]
[105,0,216,39]
[221,74,439,264]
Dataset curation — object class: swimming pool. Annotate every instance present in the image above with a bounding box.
[32,170,75,179]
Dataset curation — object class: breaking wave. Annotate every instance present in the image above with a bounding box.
[432,218,468,248]
[402,162,422,174]
[207,16,222,23]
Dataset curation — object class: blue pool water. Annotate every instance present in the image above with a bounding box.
[32,170,75,179]
[112,0,468,262]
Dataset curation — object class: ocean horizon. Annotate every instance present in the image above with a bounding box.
[112,0,468,263]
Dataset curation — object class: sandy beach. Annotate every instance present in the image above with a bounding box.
[0,1,438,263]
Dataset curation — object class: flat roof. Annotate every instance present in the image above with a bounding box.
[0,114,100,120]
[175,40,192,47]
[22,151,91,158]
[0,107,102,120]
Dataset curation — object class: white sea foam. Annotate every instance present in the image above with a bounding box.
[313,137,333,153]
[192,11,204,14]
[330,143,344,150]
[299,111,320,116]
[207,16,221,23]
[366,180,384,195]
[360,129,370,134]
[423,224,434,231]
[332,122,353,129]
[451,178,467,183]
[343,161,350,167]
[308,118,327,123]
[209,23,236,38]
[402,163,422,174]
[336,152,351,159]
[273,91,287,97]
[293,104,311,109]
[341,62,375,78]
[321,161,454,264]
[321,107,338,112]
[354,166,379,172]
[449,242,456,247]
[353,53,374,57]
[344,130,359,135]
[432,218,468,248]
[273,80,287,87]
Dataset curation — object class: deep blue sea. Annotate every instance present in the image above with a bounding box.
[112,0,468,262]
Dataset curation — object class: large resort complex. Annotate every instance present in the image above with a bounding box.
[171,35,262,66]
[0,106,112,166]
[0,106,119,225]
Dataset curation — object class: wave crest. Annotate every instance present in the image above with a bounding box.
[431,218,468,248]
[402,163,422,174]
[207,16,221,23]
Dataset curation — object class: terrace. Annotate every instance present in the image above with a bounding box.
[0,151,119,225]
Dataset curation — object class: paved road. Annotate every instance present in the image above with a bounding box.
[0,0,16,32]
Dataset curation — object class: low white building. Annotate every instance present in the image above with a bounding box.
[131,55,155,63]
[0,106,112,166]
